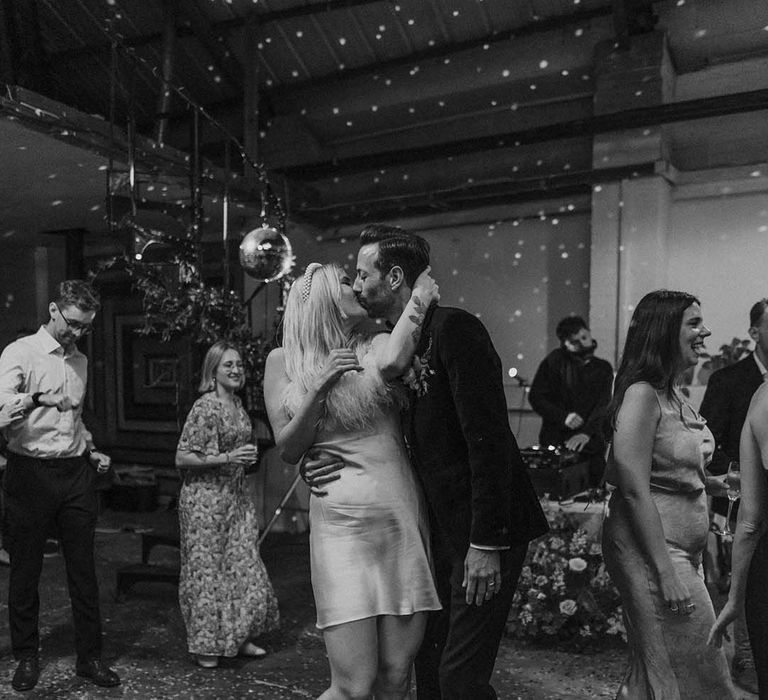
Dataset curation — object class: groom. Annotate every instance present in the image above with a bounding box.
[305,224,548,699]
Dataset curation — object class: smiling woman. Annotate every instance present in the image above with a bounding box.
[174,341,280,668]
[602,291,737,699]
[678,303,712,371]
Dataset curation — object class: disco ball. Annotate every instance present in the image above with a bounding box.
[238,226,294,282]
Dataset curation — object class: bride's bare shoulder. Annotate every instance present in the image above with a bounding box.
[265,347,287,376]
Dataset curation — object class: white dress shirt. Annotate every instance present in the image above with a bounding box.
[0,326,92,458]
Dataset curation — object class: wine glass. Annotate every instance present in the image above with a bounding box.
[714,461,741,540]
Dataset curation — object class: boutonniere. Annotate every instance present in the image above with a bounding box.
[403,336,435,397]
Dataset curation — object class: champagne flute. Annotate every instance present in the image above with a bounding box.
[719,461,741,541]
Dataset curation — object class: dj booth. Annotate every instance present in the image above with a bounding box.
[520,446,591,501]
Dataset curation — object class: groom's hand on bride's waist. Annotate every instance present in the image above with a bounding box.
[300,452,344,496]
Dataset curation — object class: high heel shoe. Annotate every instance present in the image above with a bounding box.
[196,654,219,668]
[238,641,267,658]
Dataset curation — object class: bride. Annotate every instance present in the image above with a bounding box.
[264,261,441,699]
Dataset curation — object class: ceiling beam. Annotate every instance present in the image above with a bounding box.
[266,5,614,101]
[45,0,390,63]
[294,162,658,226]
[0,86,266,205]
[215,0,392,29]
[278,88,768,179]
[178,0,244,91]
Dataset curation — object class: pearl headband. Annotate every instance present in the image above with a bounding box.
[301,263,323,302]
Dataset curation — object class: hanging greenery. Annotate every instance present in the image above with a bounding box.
[94,251,294,412]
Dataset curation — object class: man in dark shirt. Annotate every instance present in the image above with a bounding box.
[529,316,613,487]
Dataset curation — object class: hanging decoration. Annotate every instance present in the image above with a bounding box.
[95,248,295,412]
[99,13,289,253]
[238,190,294,282]
[239,225,294,282]
[99,14,293,312]
[95,252,236,344]
[94,14,298,411]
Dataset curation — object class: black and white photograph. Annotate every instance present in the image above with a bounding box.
[0,1,767,698]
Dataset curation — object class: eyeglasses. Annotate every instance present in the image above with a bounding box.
[55,303,93,334]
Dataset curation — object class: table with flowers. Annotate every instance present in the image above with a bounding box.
[506,496,626,648]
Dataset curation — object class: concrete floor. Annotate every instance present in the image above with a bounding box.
[0,506,751,699]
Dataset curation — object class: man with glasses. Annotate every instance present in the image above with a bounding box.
[0,280,120,691]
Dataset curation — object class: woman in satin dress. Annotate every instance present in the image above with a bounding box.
[264,262,441,700]
[602,290,735,699]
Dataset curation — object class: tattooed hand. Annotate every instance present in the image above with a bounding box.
[409,267,439,343]
[412,266,440,306]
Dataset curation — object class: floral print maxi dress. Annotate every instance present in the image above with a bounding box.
[177,392,279,656]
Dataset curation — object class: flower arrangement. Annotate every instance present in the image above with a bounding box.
[506,502,626,649]
[402,336,435,397]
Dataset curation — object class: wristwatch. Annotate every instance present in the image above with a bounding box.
[31,391,44,407]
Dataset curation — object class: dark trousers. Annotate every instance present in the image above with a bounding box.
[415,536,527,700]
[746,532,768,699]
[2,452,102,662]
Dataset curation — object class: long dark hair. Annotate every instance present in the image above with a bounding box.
[609,290,699,426]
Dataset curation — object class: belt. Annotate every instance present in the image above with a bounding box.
[8,451,85,467]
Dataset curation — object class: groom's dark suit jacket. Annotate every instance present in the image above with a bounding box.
[406,305,548,557]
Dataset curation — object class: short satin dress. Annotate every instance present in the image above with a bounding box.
[288,349,441,630]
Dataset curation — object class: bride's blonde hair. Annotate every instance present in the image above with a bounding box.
[281,262,403,430]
